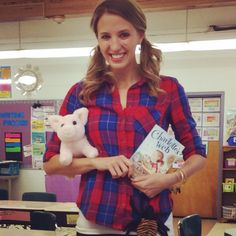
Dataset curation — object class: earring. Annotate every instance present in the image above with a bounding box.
[135,45,141,64]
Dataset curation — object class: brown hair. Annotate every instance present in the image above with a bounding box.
[80,0,162,104]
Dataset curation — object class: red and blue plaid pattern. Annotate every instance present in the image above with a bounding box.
[44,76,206,230]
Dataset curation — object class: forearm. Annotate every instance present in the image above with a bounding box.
[43,154,133,178]
[180,154,206,178]
[43,155,96,177]
[166,154,206,187]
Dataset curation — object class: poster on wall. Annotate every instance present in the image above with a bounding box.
[0,66,12,98]
[189,98,202,112]
[4,132,23,161]
[0,100,57,167]
[31,105,55,169]
[202,127,219,141]
[226,110,236,139]
[203,98,220,112]
[202,113,220,127]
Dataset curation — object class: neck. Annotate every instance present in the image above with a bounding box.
[113,64,141,89]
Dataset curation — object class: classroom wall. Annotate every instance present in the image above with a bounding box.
[0,5,236,199]
[3,50,235,200]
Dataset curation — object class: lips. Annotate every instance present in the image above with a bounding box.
[109,53,126,63]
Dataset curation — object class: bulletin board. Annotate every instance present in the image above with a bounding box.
[0,100,61,168]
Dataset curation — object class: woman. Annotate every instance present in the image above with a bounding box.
[44,0,206,235]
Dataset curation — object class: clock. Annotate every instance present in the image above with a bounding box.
[14,64,43,96]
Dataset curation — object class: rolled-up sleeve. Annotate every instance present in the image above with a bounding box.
[169,78,206,159]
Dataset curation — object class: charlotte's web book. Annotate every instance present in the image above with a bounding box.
[131,124,185,176]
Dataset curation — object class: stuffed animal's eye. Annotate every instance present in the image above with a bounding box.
[61,124,64,127]
[73,121,77,125]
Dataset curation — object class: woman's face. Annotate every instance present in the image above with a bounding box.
[97,13,143,71]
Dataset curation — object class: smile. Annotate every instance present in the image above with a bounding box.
[111,53,125,59]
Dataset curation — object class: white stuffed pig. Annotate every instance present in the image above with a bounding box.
[48,107,98,166]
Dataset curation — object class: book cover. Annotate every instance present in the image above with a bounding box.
[131,124,185,176]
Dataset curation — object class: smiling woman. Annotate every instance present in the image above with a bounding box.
[43,1,206,236]
[13,64,43,97]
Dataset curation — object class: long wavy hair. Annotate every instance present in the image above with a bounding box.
[79,0,162,105]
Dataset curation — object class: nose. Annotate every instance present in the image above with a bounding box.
[109,37,121,51]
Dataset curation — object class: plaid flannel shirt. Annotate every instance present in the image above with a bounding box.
[44,75,206,230]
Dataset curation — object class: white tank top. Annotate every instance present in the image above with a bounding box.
[76,209,136,235]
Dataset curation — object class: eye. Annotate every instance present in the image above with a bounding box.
[100,34,110,40]
[119,31,130,39]
[73,121,77,125]
[61,124,64,127]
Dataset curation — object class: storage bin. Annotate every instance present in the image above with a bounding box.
[224,158,236,168]
[222,205,236,219]
[0,161,20,176]
[222,183,235,192]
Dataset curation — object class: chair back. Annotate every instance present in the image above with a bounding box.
[178,214,202,236]
[30,211,56,231]
[22,192,57,202]
[0,189,8,200]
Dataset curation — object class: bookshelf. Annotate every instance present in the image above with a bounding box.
[220,146,236,221]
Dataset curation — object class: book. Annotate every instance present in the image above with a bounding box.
[131,124,185,176]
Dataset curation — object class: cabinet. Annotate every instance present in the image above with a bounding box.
[220,146,236,221]
[173,141,219,218]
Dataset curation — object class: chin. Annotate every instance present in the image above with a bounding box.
[109,61,128,70]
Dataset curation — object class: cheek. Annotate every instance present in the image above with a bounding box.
[98,41,107,53]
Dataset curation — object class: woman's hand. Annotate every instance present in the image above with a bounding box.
[92,155,133,178]
[131,172,176,198]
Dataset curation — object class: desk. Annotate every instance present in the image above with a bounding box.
[0,228,56,236]
[207,223,236,236]
[0,200,79,227]
[0,175,18,199]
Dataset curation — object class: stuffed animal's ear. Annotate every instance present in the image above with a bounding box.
[73,108,88,125]
[48,115,62,131]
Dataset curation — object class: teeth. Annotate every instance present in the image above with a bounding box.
[111,54,123,58]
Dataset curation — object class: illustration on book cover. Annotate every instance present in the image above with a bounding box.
[131,124,185,176]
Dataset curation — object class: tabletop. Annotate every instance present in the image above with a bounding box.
[207,223,236,236]
[0,200,78,212]
[0,200,79,227]
[0,228,56,236]
[0,176,18,180]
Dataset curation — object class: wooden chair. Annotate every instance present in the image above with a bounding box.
[0,189,8,200]
[30,211,57,231]
[178,214,202,236]
[22,192,57,202]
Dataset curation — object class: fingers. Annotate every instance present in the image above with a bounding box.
[109,161,127,178]
[109,155,133,178]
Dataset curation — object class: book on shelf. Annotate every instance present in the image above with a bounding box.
[131,124,185,176]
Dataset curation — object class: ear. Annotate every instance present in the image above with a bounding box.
[138,32,144,45]
[73,108,89,125]
[48,115,62,131]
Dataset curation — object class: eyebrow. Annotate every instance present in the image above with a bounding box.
[99,29,130,35]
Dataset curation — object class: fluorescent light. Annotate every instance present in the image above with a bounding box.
[155,39,236,52]
[155,42,189,52]
[0,39,235,59]
[189,39,236,51]
[0,47,94,59]
[22,47,94,58]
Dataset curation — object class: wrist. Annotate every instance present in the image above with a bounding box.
[175,169,187,184]
[169,169,187,194]
[167,171,180,187]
